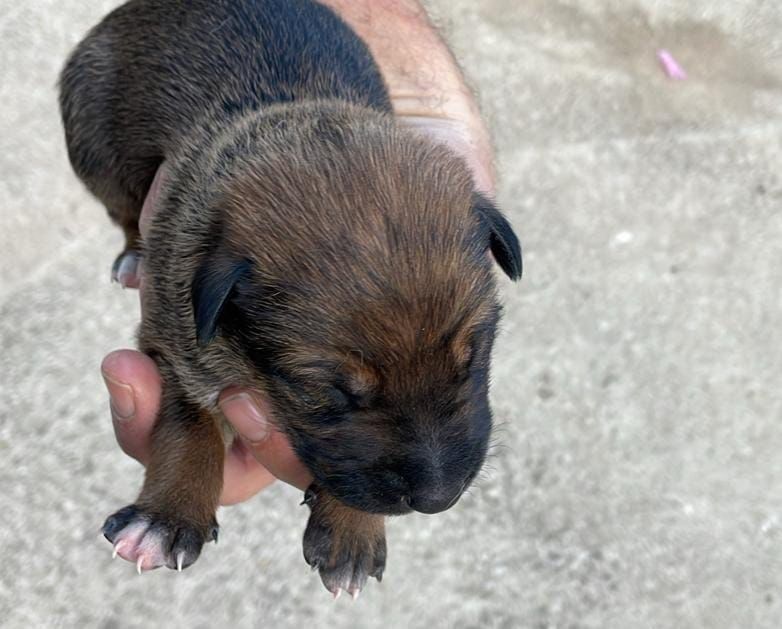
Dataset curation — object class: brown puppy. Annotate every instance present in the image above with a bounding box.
[59,0,522,596]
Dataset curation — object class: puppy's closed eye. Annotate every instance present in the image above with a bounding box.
[330,382,370,410]
[278,356,378,414]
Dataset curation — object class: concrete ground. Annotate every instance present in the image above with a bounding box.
[1,0,781,627]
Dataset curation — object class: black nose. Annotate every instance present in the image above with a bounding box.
[408,484,463,514]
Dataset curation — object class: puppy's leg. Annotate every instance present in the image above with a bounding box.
[60,33,161,288]
[303,484,386,597]
[102,383,223,572]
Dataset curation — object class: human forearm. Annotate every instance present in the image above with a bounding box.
[322,0,496,194]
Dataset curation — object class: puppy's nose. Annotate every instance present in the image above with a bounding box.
[408,483,463,515]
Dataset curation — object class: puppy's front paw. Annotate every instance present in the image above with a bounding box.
[102,504,218,573]
[302,485,386,598]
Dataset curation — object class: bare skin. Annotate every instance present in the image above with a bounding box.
[101,0,496,506]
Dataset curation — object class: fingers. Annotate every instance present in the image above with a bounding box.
[219,390,313,492]
[219,438,278,505]
[102,351,311,504]
[101,350,162,466]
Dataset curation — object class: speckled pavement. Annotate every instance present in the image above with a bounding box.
[1,1,781,627]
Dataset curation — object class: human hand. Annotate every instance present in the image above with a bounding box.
[102,0,494,506]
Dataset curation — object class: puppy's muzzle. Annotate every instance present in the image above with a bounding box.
[379,459,469,515]
[402,472,467,515]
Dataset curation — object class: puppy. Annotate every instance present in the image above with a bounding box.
[59,0,522,596]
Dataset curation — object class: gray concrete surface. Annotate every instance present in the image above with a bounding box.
[1,1,781,627]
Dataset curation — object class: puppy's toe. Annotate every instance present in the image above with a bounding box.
[102,504,217,573]
[111,250,142,288]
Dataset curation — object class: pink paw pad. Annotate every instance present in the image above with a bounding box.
[102,505,218,574]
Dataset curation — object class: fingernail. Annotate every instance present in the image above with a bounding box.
[102,373,135,420]
[220,393,269,443]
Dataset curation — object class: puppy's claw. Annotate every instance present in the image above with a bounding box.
[112,540,125,560]
[350,588,360,601]
[301,487,317,507]
[176,552,184,572]
[333,588,342,600]
[136,556,144,575]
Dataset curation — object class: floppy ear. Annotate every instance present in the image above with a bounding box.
[473,192,523,280]
[192,254,252,346]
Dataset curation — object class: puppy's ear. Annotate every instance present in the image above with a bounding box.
[192,254,252,346]
[473,192,523,280]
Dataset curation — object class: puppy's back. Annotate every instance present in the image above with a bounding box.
[59,0,390,212]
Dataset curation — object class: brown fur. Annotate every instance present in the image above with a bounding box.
[61,0,521,594]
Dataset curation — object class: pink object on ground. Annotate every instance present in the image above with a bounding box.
[657,49,687,80]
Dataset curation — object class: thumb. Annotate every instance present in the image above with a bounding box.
[218,390,312,491]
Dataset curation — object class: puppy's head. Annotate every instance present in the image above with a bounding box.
[193,107,521,515]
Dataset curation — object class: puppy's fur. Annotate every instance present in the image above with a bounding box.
[60,0,521,595]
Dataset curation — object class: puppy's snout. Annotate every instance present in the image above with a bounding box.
[377,468,463,514]
[390,462,467,515]
[407,480,464,515]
